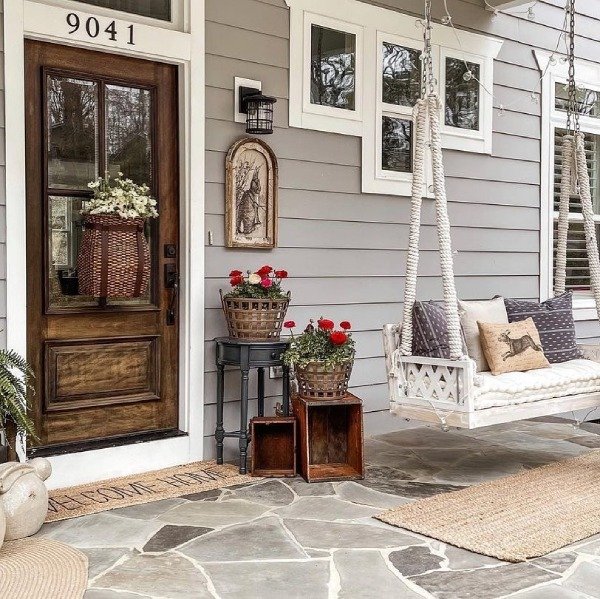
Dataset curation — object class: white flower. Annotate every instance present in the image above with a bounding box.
[248,273,261,285]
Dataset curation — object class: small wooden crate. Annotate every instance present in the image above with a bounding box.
[293,394,364,483]
[251,416,297,477]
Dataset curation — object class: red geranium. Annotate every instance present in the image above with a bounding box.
[318,318,335,331]
[256,265,273,277]
[330,331,348,346]
[229,269,243,277]
[230,275,243,286]
[284,320,296,328]
[274,270,288,279]
[260,278,273,288]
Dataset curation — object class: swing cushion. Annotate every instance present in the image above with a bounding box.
[474,358,600,410]
[503,292,582,364]
[412,301,466,359]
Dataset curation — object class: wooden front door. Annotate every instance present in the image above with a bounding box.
[25,41,180,451]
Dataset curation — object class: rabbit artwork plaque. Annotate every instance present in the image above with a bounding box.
[225,138,278,249]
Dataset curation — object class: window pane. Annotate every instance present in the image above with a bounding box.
[382,42,421,107]
[75,0,171,21]
[382,116,412,173]
[553,128,600,293]
[310,24,356,111]
[47,76,98,190]
[445,58,480,130]
[106,85,152,186]
[555,83,600,118]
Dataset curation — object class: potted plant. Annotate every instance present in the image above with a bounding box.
[0,350,37,463]
[221,266,290,340]
[283,318,355,399]
[77,173,158,299]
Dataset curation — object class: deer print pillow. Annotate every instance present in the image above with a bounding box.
[477,318,550,376]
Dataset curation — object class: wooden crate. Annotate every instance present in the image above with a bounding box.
[250,416,297,477]
[293,394,364,482]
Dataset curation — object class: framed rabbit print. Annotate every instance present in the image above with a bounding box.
[225,138,278,249]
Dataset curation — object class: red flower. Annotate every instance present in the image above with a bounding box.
[260,278,273,289]
[284,320,296,328]
[330,331,348,346]
[274,270,288,279]
[256,265,273,277]
[230,275,243,286]
[229,269,243,277]
[318,318,335,331]
[340,321,352,330]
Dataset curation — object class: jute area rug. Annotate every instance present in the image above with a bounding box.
[47,460,255,522]
[0,538,88,599]
[377,449,600,562]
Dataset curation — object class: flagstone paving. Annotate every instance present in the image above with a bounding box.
[34,417,600,598]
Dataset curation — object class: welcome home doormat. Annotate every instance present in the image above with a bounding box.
[46,461,255,522]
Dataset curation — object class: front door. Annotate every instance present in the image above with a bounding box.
[25,40,180,451]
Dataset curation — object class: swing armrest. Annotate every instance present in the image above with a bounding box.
[578,344,600,364]
[383,324,401,379]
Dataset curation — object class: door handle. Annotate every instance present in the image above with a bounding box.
[165,264,179,326]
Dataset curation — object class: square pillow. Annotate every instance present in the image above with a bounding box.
[412,301,466,359]
[478,318,550,375]
[458,297,508,372]
[503,292,581,363]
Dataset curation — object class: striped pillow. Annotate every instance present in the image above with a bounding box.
[503,292,581,364]
[412,301,466,359]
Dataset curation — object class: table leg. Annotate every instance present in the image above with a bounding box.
[215,364,225,465]
[282,364,290,416]
[239,366,250,474]
[257,367,265,417]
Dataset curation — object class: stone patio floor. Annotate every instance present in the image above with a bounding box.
[36,417,600,598]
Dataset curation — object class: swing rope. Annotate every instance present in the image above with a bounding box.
[554,0,600,323]
[400,0,463,360]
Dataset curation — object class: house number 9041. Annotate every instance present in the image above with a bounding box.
[66,13,135,45]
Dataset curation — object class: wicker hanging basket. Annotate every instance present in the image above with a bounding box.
[295,359,354,400]
[77,214,151,298]
[220,290,290,340]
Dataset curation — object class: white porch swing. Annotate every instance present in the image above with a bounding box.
[383,0,600,430]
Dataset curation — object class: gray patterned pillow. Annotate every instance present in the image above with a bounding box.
[412,301,465,359]
[503,292,581,364]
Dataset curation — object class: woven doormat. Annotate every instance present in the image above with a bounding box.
[47,460,254,522]
[0,538,88,599]
[377,449,600,562]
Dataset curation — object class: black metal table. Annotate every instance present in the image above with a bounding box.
[214,337,290,474]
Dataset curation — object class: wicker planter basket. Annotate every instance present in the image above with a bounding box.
[77,214,150,298]
[221,290,290,340]
[295,360,354,400]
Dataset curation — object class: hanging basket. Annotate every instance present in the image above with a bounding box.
[295,360,353,400]
[77,214,151,298]
[220,290,290,340]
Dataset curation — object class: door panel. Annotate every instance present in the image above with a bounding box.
[25,40,179,450]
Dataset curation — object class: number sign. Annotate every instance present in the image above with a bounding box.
[66,12,135,45]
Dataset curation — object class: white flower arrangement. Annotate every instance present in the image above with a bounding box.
[84,173,158,219]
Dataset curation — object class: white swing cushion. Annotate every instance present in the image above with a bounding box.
[474,358,600,410]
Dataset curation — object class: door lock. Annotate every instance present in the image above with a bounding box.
[164,264,179,326]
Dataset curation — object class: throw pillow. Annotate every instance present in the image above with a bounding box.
[478,318,550,375]
[412,301,465,359]
[503,292,581,363]
[458,297,508,372]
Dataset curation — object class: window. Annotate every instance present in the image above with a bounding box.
[75,0,171,21]
[287,0,502,195]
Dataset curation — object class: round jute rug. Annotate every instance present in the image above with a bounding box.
[0,538,88,599]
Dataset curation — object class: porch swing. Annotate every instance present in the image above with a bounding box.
[382,0,600,429]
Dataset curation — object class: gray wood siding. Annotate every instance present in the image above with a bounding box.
[203,0,589,454]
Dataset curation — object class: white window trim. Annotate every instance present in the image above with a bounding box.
[5,0,205,487]
[286,0,502,197]
[536,49,600,321]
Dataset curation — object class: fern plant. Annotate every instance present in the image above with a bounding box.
[0,349,37,448]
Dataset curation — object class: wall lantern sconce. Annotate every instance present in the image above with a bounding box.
[239,86,277,135]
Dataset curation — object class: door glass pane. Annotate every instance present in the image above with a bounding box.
[555,82,600,118]
[382,116,412,173]
[75,0,171,21]
[106,85,152,186]
[47,76,98,190]
[310,24,356,111]
[445,57,480,130]
[382,42,421,107]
